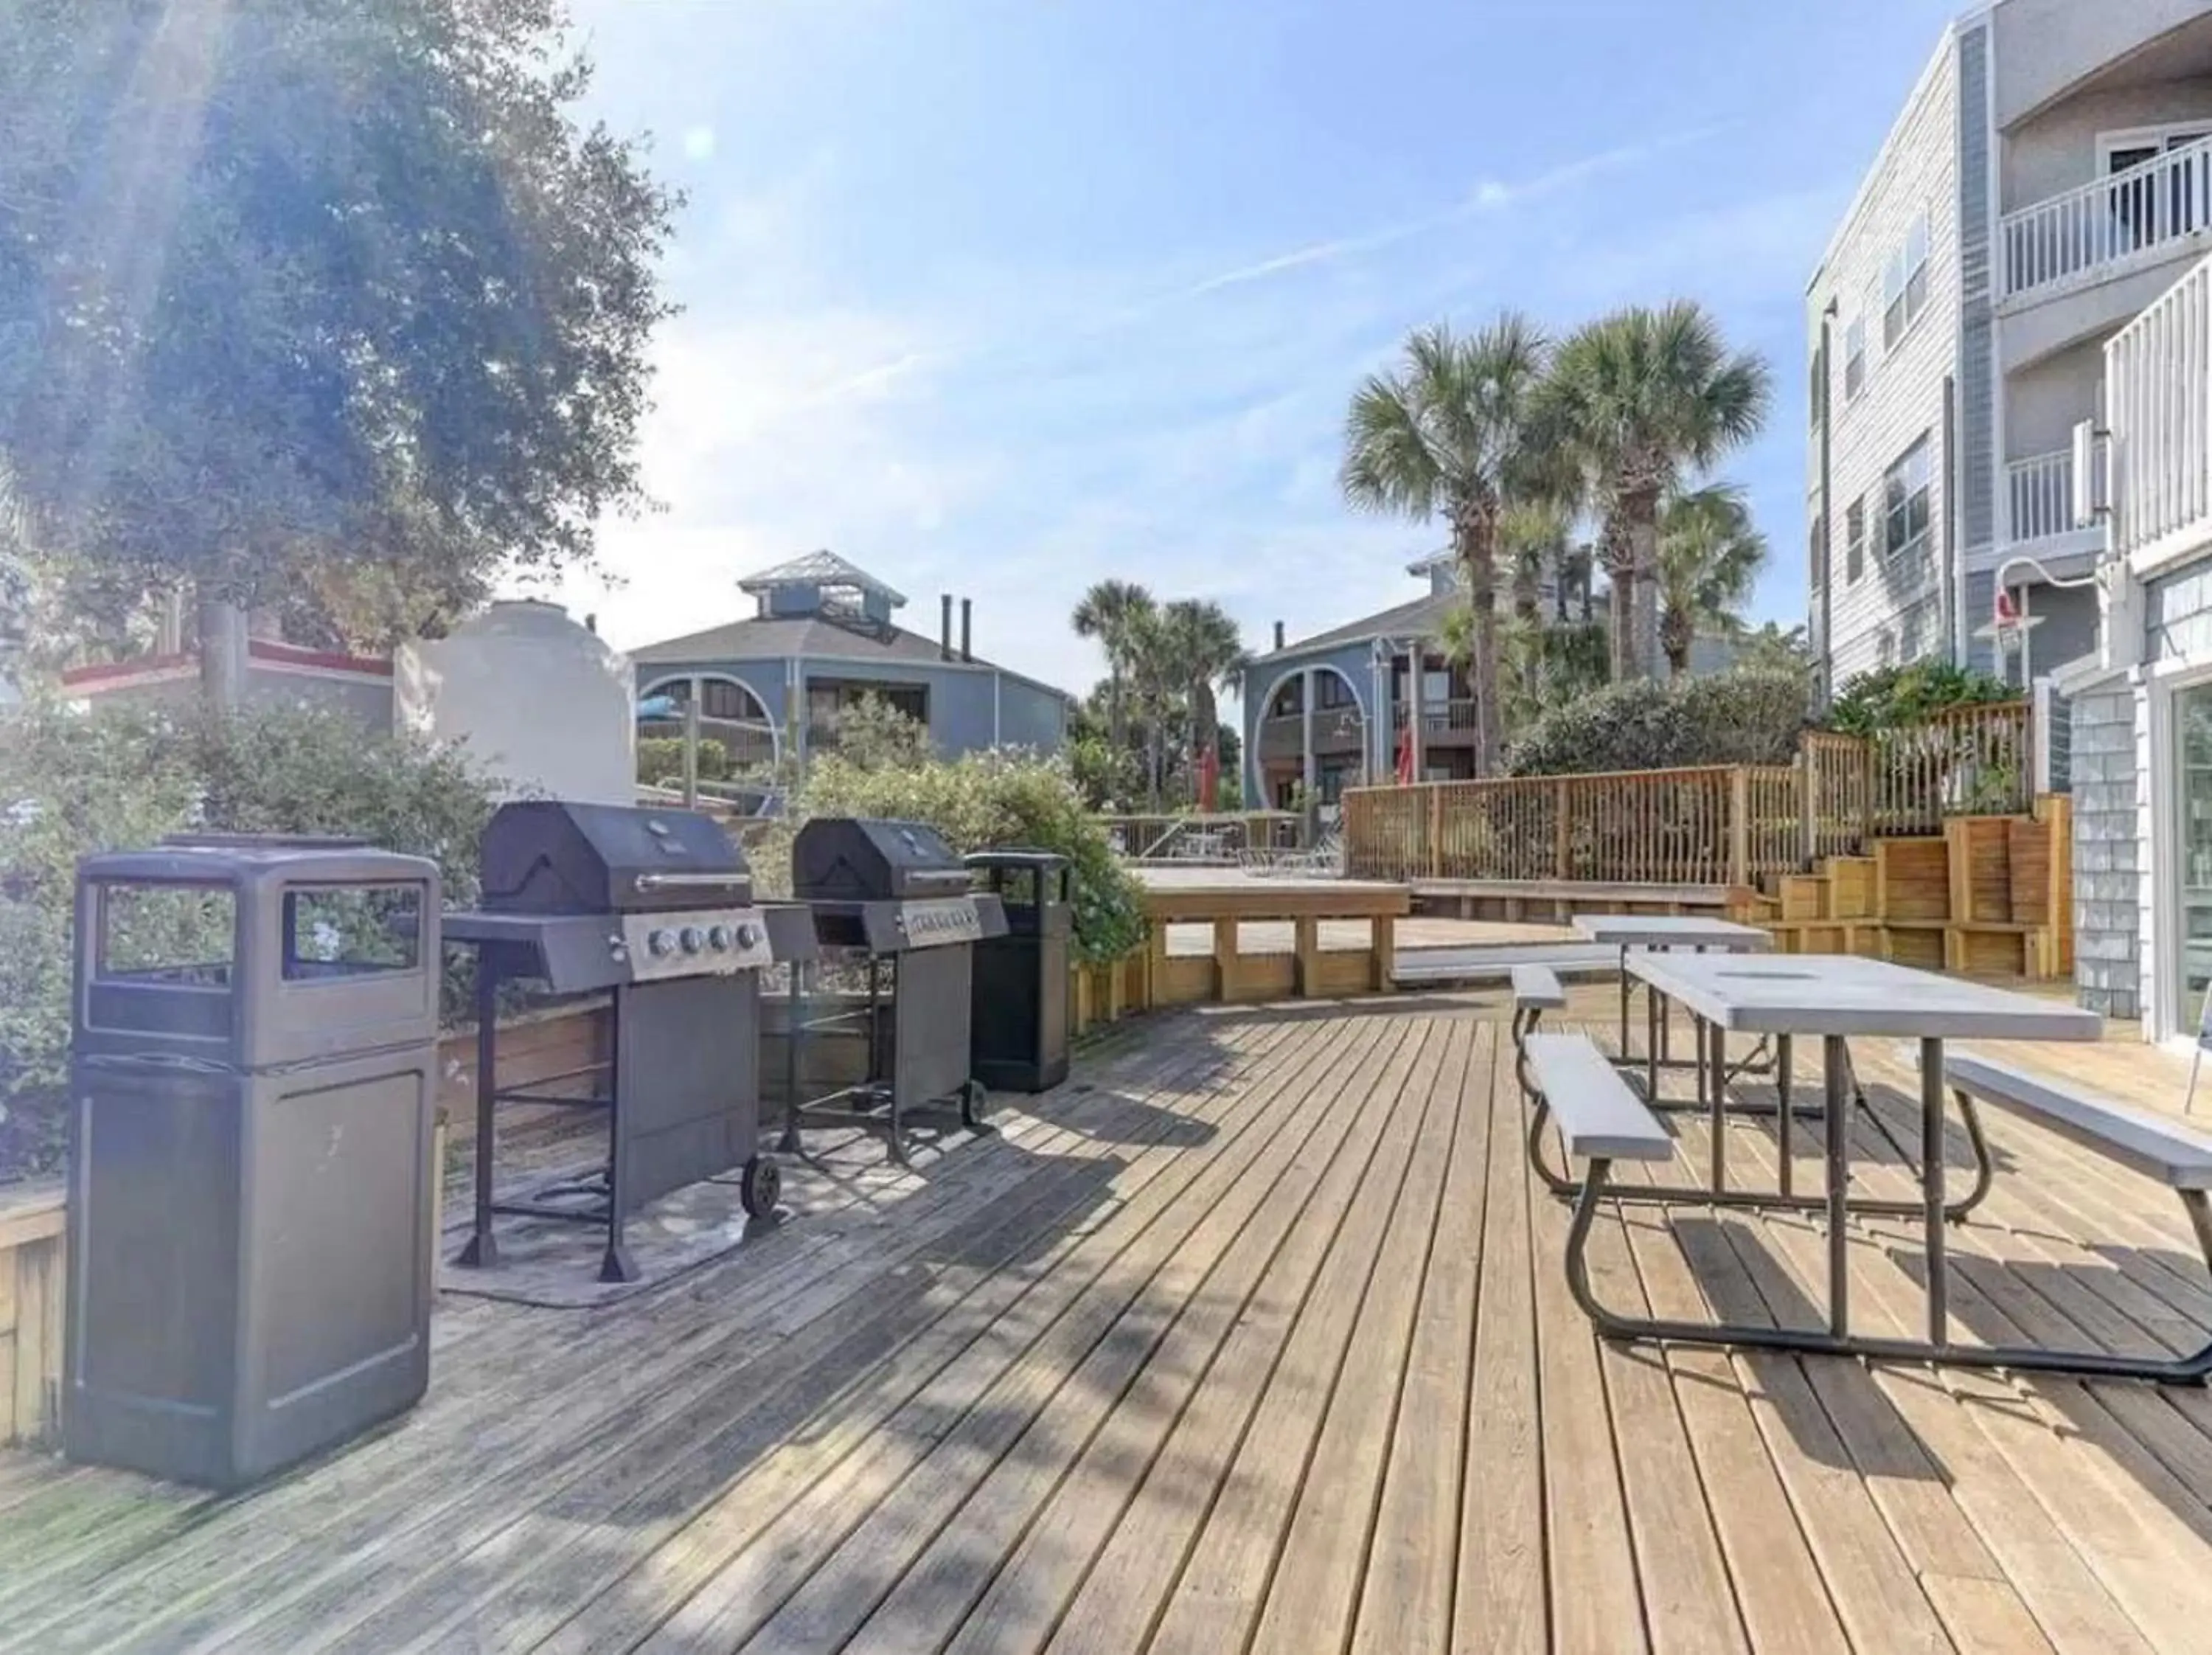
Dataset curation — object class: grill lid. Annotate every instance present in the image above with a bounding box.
[793,817,971,902]
[479,801,751,914]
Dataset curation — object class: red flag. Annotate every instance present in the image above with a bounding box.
[1394,724,1415,785]
[1198,743,1220,812]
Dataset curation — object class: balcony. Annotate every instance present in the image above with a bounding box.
[2000,449,2102,565]
[1258,707,1366,765]
[2107,251,2212,572]
[2002,135,2212,305]
[1388,697,1481,740]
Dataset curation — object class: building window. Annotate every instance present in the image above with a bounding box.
[1809,519,1825,593]
[1877,630,1897,669]
[1315,672,1357,711]
[1883,212,1930,348]
[1268,679,1303,718]
[1843,316,1866,401]
[1883,434,1933,563]
[1845,498,1867,583]
[1809,341,1823,429]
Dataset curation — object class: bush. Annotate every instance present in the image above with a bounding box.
[0,698,501,1182]
[1825,662,2014,735]
[1504,668,1810,776]
[636,735,730,785]
[754,744,1147,966]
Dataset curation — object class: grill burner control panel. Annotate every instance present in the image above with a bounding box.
[894,897,987,948]
[618,906,777,982]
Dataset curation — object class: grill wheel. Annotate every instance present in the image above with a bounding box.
[960,1080,992,1132]
[741,1154,782,1219]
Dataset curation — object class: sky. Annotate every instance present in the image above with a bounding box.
[539,0,1968,704]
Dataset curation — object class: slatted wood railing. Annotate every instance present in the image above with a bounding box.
[1343,703,2034,886]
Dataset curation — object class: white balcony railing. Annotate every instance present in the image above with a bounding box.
[2003,135,2212,301]
[2106,252,2212,561]
[2003,449,2079,544]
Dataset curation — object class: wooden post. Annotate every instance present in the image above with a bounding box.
[1212,915,1241,1002]
[1553,777,1571,880]
[1371,914,1396,991]
[1294,915,1321,997]
[1728,766,1750,889]
[1799,752,1818,870]
[1426,785,1443,879]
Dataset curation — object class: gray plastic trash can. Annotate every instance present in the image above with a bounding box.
[66,834,442,1488]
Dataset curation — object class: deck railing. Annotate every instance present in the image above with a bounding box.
[1343,702,2034,885]
[1096,812,1302,861]
[2003,449,2079,545]
[2107,251,2212,561]
[2002,134,2212,301]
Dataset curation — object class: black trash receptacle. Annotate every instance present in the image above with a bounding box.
[965,851,1072,1093]
[66,834,442,1488]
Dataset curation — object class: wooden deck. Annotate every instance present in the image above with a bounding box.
[5,987,2212,1651]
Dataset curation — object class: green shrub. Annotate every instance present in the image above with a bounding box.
[755,745,1147,966]
[1825,662,2014,735]
[0,698,500,1182]
[636,735,730,785]
[1505,668,1810,776]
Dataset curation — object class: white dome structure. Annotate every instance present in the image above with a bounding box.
[396,600,634,805]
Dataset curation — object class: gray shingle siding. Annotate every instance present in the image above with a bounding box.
[2069,684,2141,1018]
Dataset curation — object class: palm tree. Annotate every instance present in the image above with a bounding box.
[1656,483,1767,679]
[1542,302,1771,681]
[1499,497,1572,705]
[1340,315,1551,775]
[1071,580,1156,772]
[1154,598,1248,810]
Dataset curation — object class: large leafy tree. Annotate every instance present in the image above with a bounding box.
[0,0,678,704]
[1656,482,1767,679]
[1071,579,1157,773]
[1542,302,1770,681]
[1340,315,1552,775]
[1154,597,1246,811]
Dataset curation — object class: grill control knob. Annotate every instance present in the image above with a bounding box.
[679,926,706,954]
[707,924,734,951]
[737,922,763,950]
[647,928,676,957]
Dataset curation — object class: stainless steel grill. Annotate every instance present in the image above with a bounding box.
[445,801,817,1282]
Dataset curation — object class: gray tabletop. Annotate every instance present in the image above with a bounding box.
[1626,951,2104,1041]
[1571,915,1774,951]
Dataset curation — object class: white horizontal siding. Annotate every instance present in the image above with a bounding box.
[1810,35,1962,684]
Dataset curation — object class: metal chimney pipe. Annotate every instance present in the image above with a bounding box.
[960,597,973,663]
[1273,620,1285,652]
[941,594,953,662]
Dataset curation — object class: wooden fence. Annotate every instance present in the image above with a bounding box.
[1345,701,2034,887]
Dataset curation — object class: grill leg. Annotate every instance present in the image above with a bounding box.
[599,984,640,1285]
[454,957,501,1269]
[779,962,805,1155]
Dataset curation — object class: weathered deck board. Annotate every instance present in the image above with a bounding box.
[2,982,2212,1655]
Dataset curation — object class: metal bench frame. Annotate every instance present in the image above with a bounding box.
[1548,1041,2212,1384]
[1518,1020,1994,1221]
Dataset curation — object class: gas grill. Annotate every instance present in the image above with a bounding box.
[785,818,1007,1162]
[445,802,818,1282]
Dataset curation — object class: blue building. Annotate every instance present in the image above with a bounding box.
[630,552,1071,775]
[1239,552,1736,809]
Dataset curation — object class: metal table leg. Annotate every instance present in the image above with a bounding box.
[1922,1035,1948,1345]
[1776,1033,1794,1201]
[1708,1018,1727,1194]
[1618,944,1632,1058]
[1825,1033,1850,1338]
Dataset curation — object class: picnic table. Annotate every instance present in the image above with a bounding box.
[1621,951,2101,1360]
[1570,913,1772,1077]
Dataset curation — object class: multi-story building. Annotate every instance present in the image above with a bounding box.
[1238,552,1730,810]
[629,551,1071,774]
[1807,0,2212,697]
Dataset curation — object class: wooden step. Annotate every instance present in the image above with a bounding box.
[1776,874,1828,922]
